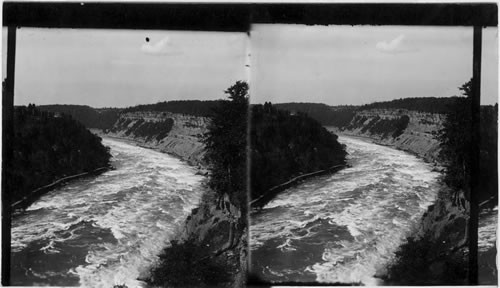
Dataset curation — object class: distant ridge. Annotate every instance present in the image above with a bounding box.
[274,96,469,127]
[39,104,120,130]
[122,100,224,117]
[358,96,463,114]
[38,100,224,130]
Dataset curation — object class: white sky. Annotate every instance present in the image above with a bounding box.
[250,24,498,105]
[2,28,248,107]
[2,25,498,107]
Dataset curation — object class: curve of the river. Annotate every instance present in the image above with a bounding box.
[11,138,205,287]
[250,136,441,285]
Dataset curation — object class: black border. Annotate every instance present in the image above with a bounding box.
[251,3,497,26]
[3,2,251,31]
[3,2,497,28]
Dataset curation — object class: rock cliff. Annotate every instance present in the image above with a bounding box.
[105,111,208,166]
[102,111,246,287]
[333,109,471,284]
[327,108,444,163]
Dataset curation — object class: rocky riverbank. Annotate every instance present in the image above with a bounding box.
[101,111,208,167]
[96,111,247,287]
[326,109,444,164]
[325,113,477,285]
[11,166,112,214]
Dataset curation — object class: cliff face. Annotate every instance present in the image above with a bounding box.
[103,111,246,287]
[181,192,247,287]
[336,109,470,284]
[328,108,444,163]
[105,111,208,166]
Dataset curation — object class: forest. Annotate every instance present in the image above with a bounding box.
[437,81,498,205]
[5,104,111,206]
[359,97,463,114]
[250,102,347,205]
[39,105,120,130]
[274,102,357,126]
[275,97,467,129]
[122,100,224,117]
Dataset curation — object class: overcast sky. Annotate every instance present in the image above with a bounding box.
[251,24,498,105]
[2,25,497,107]
[3,28,248,108]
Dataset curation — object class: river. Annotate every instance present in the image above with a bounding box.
[250,136,441,285]
[10,138,205,287]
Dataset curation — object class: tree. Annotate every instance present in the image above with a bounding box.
[437,79,472,207]
[203,81,248,214]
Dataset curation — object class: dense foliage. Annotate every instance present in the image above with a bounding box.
[203,81,248,213]
[275,98,462,129]
[122,100,224,117]
[479,104,498,205]
[359,97,462,114]
[6,104,111,205]
[437,80,498,205]
[251,102,347,202]
[147,239,231,288]
[383,233,468,285]
[39,105,120,130]
[275,103,357,126]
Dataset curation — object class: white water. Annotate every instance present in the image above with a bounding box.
[479,206,498,253]
[11,138,205,287]
[250,136,441,285]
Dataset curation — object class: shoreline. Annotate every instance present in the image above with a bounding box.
[250,163,348,210]
[95,131,208,174]
[11,165,113,215]
[333,132,474,284]
[334,131,444,171]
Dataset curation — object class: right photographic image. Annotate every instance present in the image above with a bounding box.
[248,24,498,285]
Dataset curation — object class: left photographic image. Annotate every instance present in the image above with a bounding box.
[3,27,249,287]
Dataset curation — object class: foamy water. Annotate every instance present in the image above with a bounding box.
[11,138,205,287]
[479,206,498,253]
[250,136,440,285]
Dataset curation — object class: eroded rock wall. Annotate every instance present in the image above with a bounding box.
[328,109,444,163]
[105,111,208,166]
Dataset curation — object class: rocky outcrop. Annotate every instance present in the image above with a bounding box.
[182,192,247,287]
[104,111,208,166]
[339,109,470,284]
[102,111,246,287]
[327,108,444,163]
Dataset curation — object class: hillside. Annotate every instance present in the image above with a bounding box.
[38,104,120,130]
[359,97,462,114]
[104,111,208,166]
[328,109,444,163]
[122,100,223,117]
[251,102,347,208]
[274,102,357,127]
[275,99,455,163]
[6,104,112,209]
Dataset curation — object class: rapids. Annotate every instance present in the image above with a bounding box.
[11,138,205,287]
[250,136,441,285]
